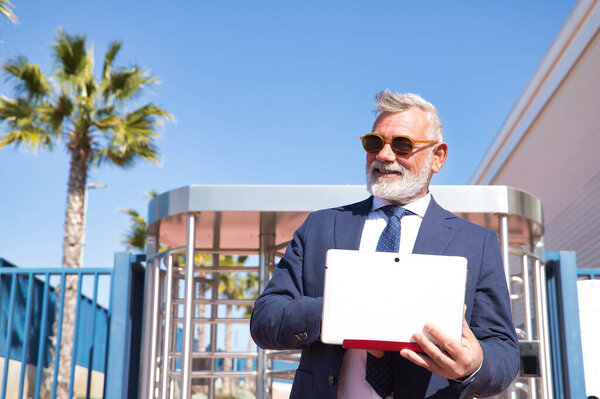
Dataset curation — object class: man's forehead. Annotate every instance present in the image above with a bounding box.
[372,108,429,132]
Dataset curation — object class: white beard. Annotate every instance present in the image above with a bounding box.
[366,151,433,204]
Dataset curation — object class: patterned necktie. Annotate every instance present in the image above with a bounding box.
[376,205,408,253]
[365,205,409,398]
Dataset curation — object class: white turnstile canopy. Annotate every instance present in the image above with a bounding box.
[147,184,543,253]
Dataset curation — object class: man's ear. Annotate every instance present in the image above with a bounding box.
[431,142,448,174]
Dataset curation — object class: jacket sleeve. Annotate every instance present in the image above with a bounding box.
[458,229,520,398]
[250,213,324,350]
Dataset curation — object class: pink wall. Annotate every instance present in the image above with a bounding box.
[484,29,600,268]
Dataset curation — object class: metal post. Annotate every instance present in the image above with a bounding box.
[257,212,276,399]
[498,214,517,399]
[522,255,538,399]
[147,259,162,399]
[533,258,551,399]
[209,212,222,399]
[538,260,554,399]
[80,183,106,267]
[160,255,174,399]
[140,256,156,399]
[498,214,511,288]
[181,214,197,398]
[105,252,138,399]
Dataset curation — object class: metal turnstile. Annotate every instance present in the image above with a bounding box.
[137,185,550,399]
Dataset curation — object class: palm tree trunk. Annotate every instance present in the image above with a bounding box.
[41,146,89,398]
[63,146,89,268]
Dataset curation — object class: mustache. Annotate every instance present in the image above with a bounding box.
[368,160,407,175]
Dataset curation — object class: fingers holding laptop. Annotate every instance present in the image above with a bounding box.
[399,316,483,380]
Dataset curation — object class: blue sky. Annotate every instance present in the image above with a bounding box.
[0,0,576,270]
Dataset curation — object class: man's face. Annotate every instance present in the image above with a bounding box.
[366,107,444,204]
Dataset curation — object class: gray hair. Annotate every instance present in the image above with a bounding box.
[374,89,443,141]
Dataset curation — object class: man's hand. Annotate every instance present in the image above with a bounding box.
[399,316,483,380]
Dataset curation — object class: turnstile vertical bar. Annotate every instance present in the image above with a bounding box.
[181,214,196,398]
[161,255,174,399]
[148,259,162,399]
[522,255,538,399]
[257,212,276,399]
[498,214,517,399]
[498,214,511,288]
[532,258,550,399]
[537,259,554,399]
[140,256,157,399]
[209,211,222,399]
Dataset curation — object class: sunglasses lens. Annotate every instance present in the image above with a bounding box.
[362,135,384,153]
[391,137,413,156]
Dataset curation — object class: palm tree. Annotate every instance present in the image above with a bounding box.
[0,0,17,24]
[0,30,170,397]
[120,209,148,251]
[121,189,159,252]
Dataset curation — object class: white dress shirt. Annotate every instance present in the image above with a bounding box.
[336,194,431,399]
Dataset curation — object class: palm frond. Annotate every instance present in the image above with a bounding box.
[125,103,171,134]
[85,77,97,98]
[53,30,93,90]
[94,138,159,167]
[92,114,120,130]
[3,57,51,101]
[0,96,59,148]
[0,127,53,149]
[96,105,116,117]
[102,42,122,81]
[38,94,73,132]
[119,208,147,251]
[92,102,169,166]
[0,95,33,121]
[147,188,159,200]
[103,67,157,102]
[0,0,17,23]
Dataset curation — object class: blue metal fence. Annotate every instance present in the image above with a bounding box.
[104,253,146,399]
[3,249,594,398]
[0,253,146,399]
[544,251,587,399]
[0,263,112,399]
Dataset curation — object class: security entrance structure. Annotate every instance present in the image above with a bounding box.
[139,184,548,399]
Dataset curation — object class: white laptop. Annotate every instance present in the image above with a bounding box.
[321,249,468,351]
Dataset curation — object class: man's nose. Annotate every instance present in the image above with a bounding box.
[376,143,396,162]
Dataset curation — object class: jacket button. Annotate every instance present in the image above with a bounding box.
[328,375,335,385]
[293,334,300,342]
[301,332,308,340]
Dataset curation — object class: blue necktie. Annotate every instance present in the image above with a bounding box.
[376,205,409,253]
[366,205,409,398]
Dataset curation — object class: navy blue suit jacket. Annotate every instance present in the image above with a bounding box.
[250,196,519,398]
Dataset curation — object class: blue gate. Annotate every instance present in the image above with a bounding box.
[0,253,145,399]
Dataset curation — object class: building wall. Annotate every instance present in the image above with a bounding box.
[474,24,600,268]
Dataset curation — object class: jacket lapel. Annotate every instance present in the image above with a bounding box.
[334,197,373,250]
[412,196,460,256]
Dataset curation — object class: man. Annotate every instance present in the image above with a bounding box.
[250,90,519,398]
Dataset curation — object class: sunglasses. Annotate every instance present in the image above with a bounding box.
[360,134,437,158]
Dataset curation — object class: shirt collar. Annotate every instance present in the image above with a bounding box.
[372,193,431,218]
